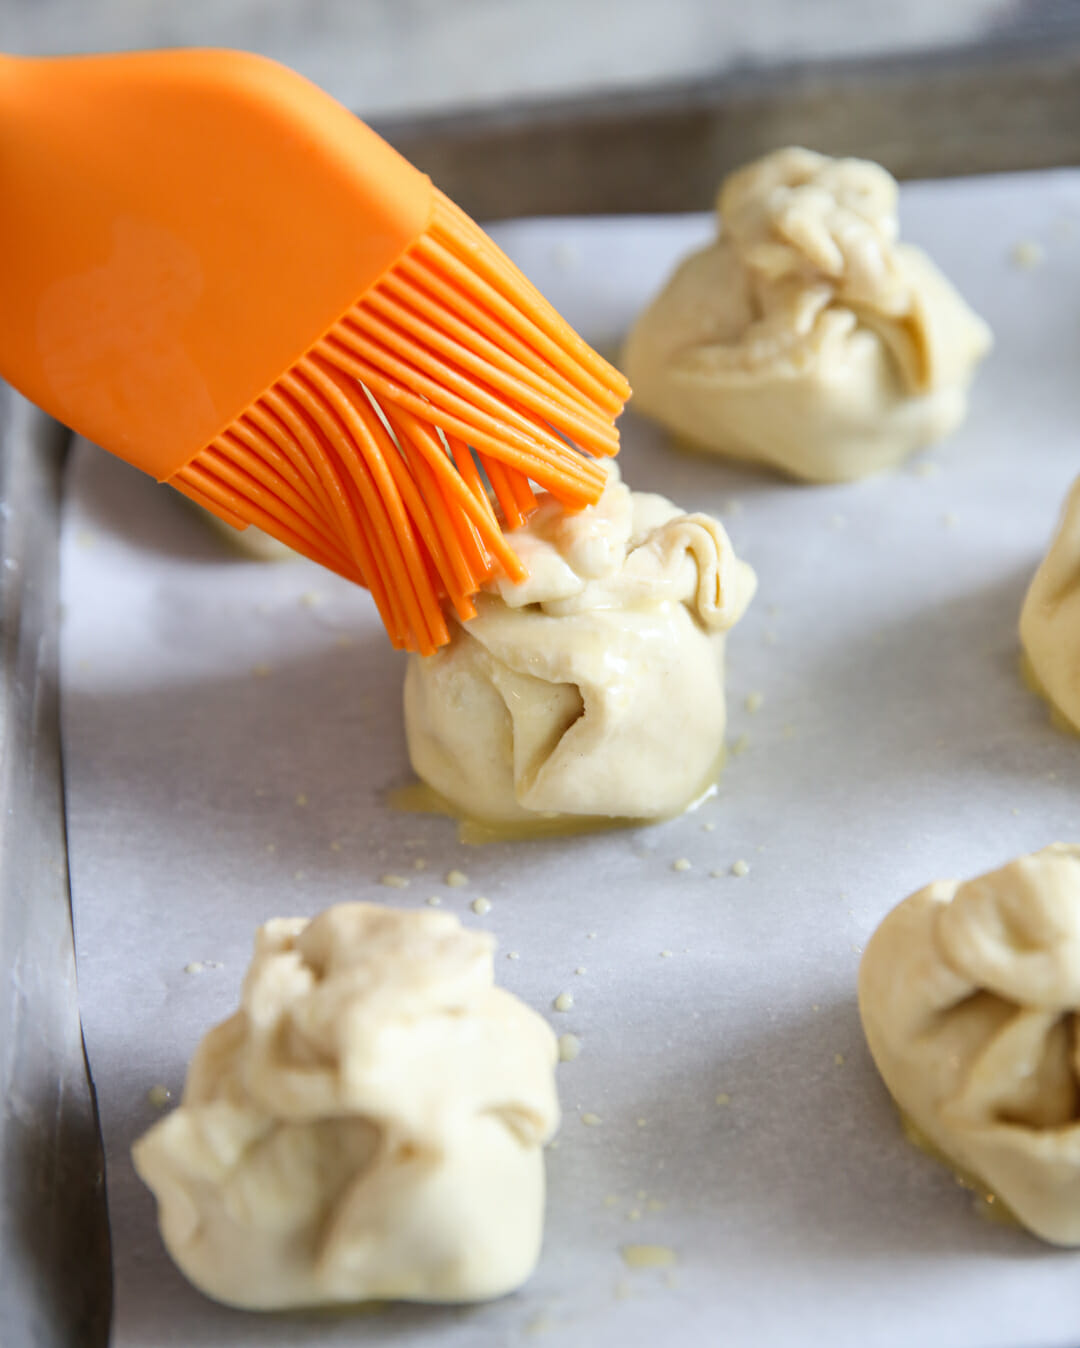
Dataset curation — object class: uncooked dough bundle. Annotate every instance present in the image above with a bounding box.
[404,464,756,824]
[624,147,992,482]
[132,903,559,1308]
[859,844,1080,1245]
[1020,475,1080,733]
[197,504,296,560]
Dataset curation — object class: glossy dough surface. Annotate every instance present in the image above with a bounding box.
[404,465,756,823]
[1020,475,1080,732]
[198,504,297,560]
[132,904,559,1307]
[623,147,992,482]
[859,845,1080,1245]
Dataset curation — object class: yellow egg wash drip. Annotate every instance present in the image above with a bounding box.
[291,1300,389,1320]
[899,1112,1018,1229]
[387,782,645,845]
[388,753,724,846]
[621,1244,678,1269]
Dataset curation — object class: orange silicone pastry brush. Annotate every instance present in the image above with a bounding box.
[0,48,629,653]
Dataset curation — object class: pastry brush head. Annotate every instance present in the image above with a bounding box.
[0,48,629,653]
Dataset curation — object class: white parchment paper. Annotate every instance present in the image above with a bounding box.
[60,172,1080,1348]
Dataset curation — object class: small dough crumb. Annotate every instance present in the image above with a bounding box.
[672,858,692,872]
[380,874,409,889]
[553,991,574,1013]
[1011,239,1046,270]
[744,691,764,713]
[147,1084,172,1109]
[715,1092,731,1106]
[426,896,442,907]
[445,869,468,889]
[558,1034,582,1062]
[731,859,750,877]
[621,1244,677,1270]
[471,897,492,915]
[582,1113,602,1127]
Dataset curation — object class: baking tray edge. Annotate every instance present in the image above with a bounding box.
[0,387,111,1348]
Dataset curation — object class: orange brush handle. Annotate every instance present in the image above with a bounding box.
[0,49,431,479]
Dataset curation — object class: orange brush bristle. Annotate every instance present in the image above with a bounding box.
[170,189,628,655]
[0,49,630,650]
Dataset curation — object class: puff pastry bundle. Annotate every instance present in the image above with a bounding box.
[1021,476,1080,733]
[859,845,1080,1245]
[133,903,559,1307]
[404,464,756,824]
[624,148,992,482]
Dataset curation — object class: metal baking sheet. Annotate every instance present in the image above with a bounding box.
[56,168,1080,1347]
[380,37,1080,219]
[0,392,110,1348]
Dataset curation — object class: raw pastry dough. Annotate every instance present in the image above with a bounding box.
[404,464,756,824]
[859,844,1080,1245]
[197,504,296,560]
[132,903,559,1308]
[623,147,992,482]
[1020,476,1080,732]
